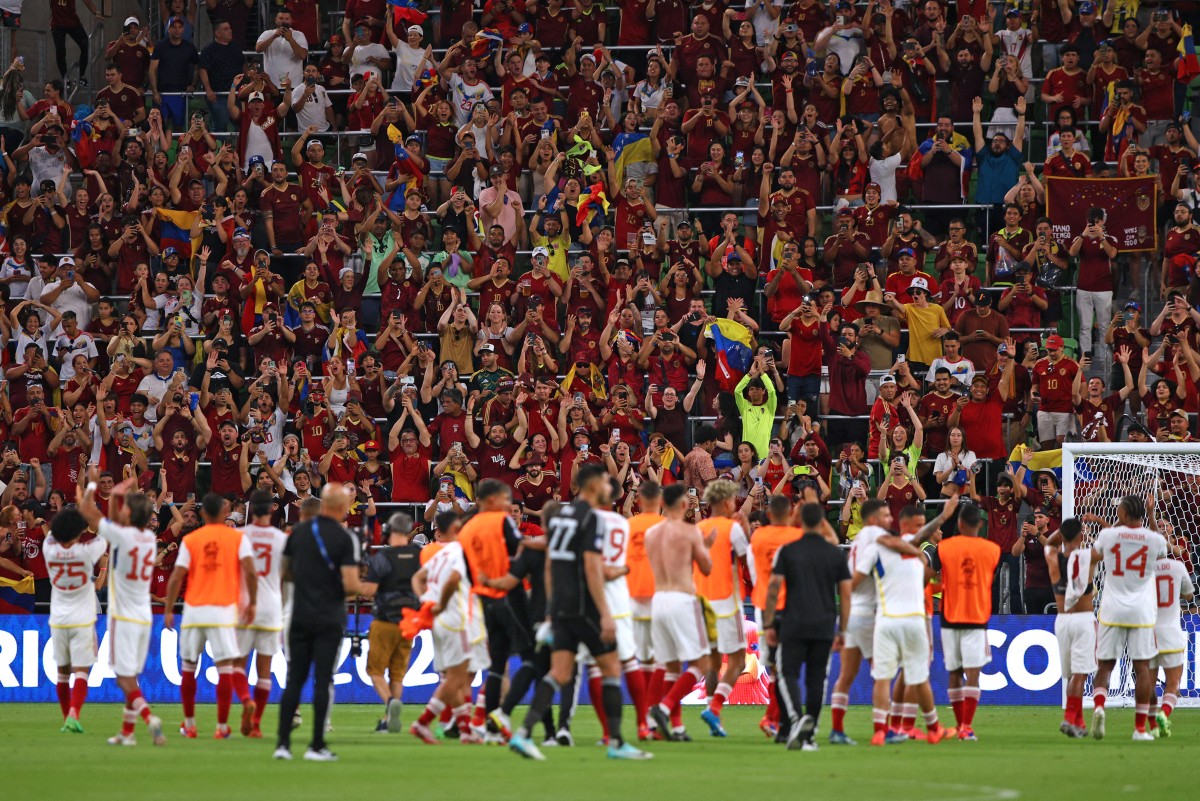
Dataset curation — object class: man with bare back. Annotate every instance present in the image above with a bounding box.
[645,484,713,741]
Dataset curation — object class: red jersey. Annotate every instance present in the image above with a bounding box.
[1075,234,1117,292]
[1033,357,1079,413]
[205,440,244,497]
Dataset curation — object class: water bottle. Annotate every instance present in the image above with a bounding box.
[805,48,818,78]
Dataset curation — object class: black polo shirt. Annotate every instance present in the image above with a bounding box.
[285,515,360,629]
[771,532,851,641]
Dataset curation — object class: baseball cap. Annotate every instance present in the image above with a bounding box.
[1078,1,1096,13]
[490,164,507,177]
[233,227,251,240]
[997,342,1011,355]
[971,374,990,387]
[363,440,380,450]
[898,247,916,258]
[479,343,495,353]
[1171,408,1190,420]
[407,24,424,34]
[532,245,550,259]
[676,219,693,229]
[58,256,75,268]
[837,207,854,217]
[973,289,992,306]
[306,138,323,150]
[1125,301,1141,311]
[248,91,265,102]
[123,16,140,27]
[573,425,590,436]
[168,15,185,26]
[1045,334,1065,350]
[497,378,515,392]
[909,275,930,293]
[351,152,370,163]
[162,247,179,259]
[1005,7,1021,16]
[879,374,897,386]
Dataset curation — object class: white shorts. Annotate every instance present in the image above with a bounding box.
[432,619,489,674]
[179,625,241,663]
[872,616,930,684]
[237,627,283,658]
[1054,612,1097,676]
[651,591,710,664]
[713,612,747,655]
[633,619,653,664]
[109,620,151,677]
[941,627,991,672]
[1096,624,1157,662]
[843,613,875,660]
[1037,411,1074,441]
[52,626,96,670]
[1151,650,1185,670]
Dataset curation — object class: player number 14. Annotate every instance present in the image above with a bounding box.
[1110,543,1148,579]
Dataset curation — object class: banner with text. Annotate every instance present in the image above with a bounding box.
[1,615,1197,706]
[1045,176,1159,253]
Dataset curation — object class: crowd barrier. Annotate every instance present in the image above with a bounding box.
[0,613,1193,707]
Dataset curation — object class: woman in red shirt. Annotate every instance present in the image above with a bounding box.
[828,131,868,206]
[691,142,739,216]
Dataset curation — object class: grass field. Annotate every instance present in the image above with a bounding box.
[4,704,1193,799]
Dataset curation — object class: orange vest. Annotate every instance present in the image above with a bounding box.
[750,525,803,609]
[458,511,511,600]
[181,524,245,607]
[420,541,446,566]
[626,512,663,600]
[695,516,737,601]
[938,536,1001,625]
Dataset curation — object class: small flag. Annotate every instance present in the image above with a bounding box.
[708,319,754,391]
[1180,24,1200,82]
[575,183,609,227]
[1006,444,1062,488]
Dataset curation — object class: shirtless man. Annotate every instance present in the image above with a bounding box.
[644,484,713,742]
[1046,517,1097,738]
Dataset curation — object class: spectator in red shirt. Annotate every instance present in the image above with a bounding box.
[1067,208,1118,359]
[779,294,823,408]
[1032,333,1080,448]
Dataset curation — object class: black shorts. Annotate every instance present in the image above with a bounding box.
[552,615,614,658]
[0,11,19,29]
[482,597,534,664]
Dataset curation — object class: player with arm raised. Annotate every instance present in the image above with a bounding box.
[1089,495,1168,741]
[1148,547,1195,737]
[851,499,951,746]
[645,483,714,743]
[45,506,108,733]
[508,463,653,761]
[235,490,290,738]
[77,473,166,746]
[1045,518,1097,738]
[626,482,664,740]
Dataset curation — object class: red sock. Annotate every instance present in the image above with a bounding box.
[128,689,152,723]
[588,673,609,738]
[1135,703,1149,733]
[624,668,647,727]
[1065,695,1080,723]
[231,669,251,703]
[181,670,197,719]
[900,703,916,731]
[122,704,136,736]
[830,693,848,733]
[471,690,487,727]
[709,681,731,714]
[951,700,964,727]
[662,668,701,713]
[253,681,271,725]
[873,707,888,734]
[453,703,472,731]
[216,671,232,726]
[440,704,453,724]
[670,704,683,728]
[647,667,665,708]
[69,678,88,717]
[1093,689,1106,710]
[56,681,70,719]
[418,698,444,726]
[1162,693,1177,717]
[962,692,979,727]
[766,677,779,724]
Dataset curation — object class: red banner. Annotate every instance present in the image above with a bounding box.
[1045,176,1159,253]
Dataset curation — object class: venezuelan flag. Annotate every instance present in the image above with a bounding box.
[708,319,754,392]
[1180,24,1200,83]
[0,574,34,613]
[575,183,610,228]
[446,468,475,502]
[155,207,201,259]
[1006,444,1062,488]
[470,28,505,59]
[388,0,429,25]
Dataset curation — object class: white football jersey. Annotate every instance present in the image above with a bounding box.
[1094,526,1168,627]
[595,510,629,569]
[241,523,290,630]
[848,525,885,616]
[45,537,107,627]
[98,520,157,625]
[864,533,925,619]
[1154,557,1195,653]
[422,542,476,632]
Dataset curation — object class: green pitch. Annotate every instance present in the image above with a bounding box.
[4,704,1193,800]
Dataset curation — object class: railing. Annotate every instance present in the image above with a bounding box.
[66,21,106,104]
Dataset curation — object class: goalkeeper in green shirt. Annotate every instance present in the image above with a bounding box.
[734,357,779,458]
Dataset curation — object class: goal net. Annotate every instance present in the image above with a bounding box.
[1062,443,1200,708]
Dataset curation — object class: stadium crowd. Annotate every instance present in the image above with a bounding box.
[0,0,1199,620]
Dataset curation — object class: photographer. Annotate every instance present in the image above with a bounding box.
[359,512,422,734]
[1067,207,1118,360]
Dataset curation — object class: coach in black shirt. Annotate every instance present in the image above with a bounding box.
[275,485,362,763]
[764,502,852,751]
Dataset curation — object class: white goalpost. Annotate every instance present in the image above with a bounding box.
[1062,442,1200,707]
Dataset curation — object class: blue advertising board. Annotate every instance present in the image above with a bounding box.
[0,615,1195,705]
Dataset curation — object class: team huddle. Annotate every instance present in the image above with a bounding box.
[40,469,1192,757]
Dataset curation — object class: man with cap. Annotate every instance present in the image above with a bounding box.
[954,288,1009,373]
[464,402,520,485]
[996,264,1048,339]
[40,258,99,332]
[948,353,1016,464]
[607,171,657,249]
[1012,505,1057,615]
[290,66,335,134]
[1032,333,1080,448]
[261,160,313,261]
[198,19,245,132]
[229,84,292,172]
[523,215,568,302]
[887,275,950,372]
[467,344,516,404]
[149,15,200,129]
[479,164,526,244]
[104,16,152,89]
[1160,204,1200,298]
[681,87,731,170]
[1161,407,1196,442]
[885,246,940,305]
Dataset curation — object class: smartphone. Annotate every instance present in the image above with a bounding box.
[896,354,906,363]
